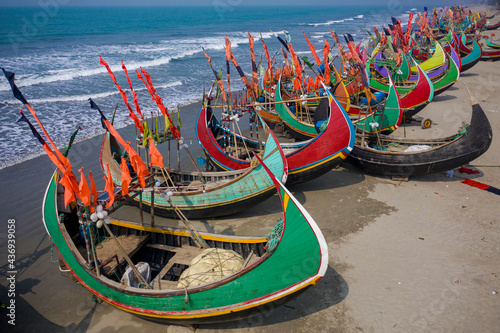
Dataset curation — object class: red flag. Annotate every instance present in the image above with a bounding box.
[287,42,302,84]
[148,137,164,168]
[88,170,99,208]
[128,148,148,188]
[224,35,232,103]
[120,157,131,196]
[137,67,181,139]
[323,39,331,84]
[261,38,272,70]
[103,163,115,209]
[121,60,143,119]
[78,167,91,207]
[248,32,259,97]
[303,31,322,67]
[59,165,80,209]
[90,99,150,187]
[99,56,144,134]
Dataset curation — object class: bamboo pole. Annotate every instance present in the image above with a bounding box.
[184,147,206,184]
[101,222,151,288]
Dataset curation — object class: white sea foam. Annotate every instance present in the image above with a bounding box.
[2,81,183,105]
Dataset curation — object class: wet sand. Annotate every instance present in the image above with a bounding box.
[1,6,500,332]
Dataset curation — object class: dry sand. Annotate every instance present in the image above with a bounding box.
[1,6,500,332]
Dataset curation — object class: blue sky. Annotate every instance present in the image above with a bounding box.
[0,0,482,7]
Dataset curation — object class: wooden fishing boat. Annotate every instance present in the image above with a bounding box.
[100,108,288,219]
[273,76,322,141]
[485,38,500,49]
[196,85,355,184]
[42,156,328,324]
[486,21,500,30]
[370,61,434,118]
[346,92,493,178]
[481,47,500,61]
[458,37,482,72]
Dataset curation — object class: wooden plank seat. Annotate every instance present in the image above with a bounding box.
[95,234,149,277]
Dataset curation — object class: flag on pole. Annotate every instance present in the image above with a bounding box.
[90,98,150,187]
[303,31,322,67]
[103,163,115,209]
[3,68,71,169]
[119,157,131,196]
[148,137,164,168]
[78,167,92,207]
[202,48,227,102]
[88,170,99,208]
[136,68,181,139]
[121,59,143,119]
[99,57,144,134]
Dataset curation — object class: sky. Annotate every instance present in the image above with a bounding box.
[0,0,489,7]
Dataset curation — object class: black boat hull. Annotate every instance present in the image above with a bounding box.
[347,103,492,177]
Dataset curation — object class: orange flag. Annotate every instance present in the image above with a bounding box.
[90,98,150,187]
[148,137,164,168]
[88,170,99,208]
[99,56,144,134]
[303,31,322,67]
[120,157,131,196]
[323,39,331,84]
[103,163,115,209]
[59,165,79,209]
[78,167,92,207]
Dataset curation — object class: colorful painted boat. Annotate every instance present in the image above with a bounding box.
[486,21,500,30]
[485,38,500,49]
[370,61,434,116]
[347,92,493,178]
[196,85,355,184]
[100,108,288,219]
[375,50,459,97]
[353,76,403,134]
[459,38,482,72]
[273,76,320,141]
[481,48,500,61]
[42,155,328,324]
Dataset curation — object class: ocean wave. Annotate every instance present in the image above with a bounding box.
[1,81,183,105]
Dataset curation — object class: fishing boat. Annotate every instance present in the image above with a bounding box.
[369,61,434,119]
[273,76,325,141]
[196,83,355,184]
[100,106,288,219]
[485,38,500,49]
[458,37,482,72]
[486,21,500,30]
[481,47,500,61]
[42,155,328,325]
[346,91,493,178]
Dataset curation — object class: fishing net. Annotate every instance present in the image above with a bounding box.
[265,219,284,253]
[177,248,244,288]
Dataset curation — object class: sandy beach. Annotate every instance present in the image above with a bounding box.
[1,4,500,332]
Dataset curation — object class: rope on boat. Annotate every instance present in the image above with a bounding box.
[264,219,284,253]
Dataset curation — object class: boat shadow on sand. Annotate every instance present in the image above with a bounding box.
[0,283,96,333]
[197,265,349,330]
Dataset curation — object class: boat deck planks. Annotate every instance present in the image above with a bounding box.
[96,234,149,276]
